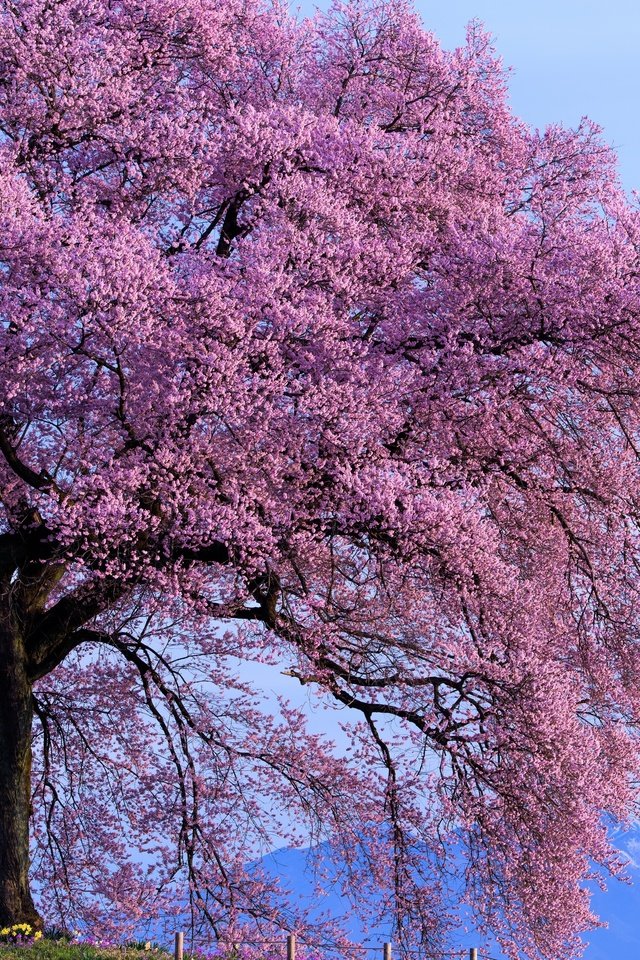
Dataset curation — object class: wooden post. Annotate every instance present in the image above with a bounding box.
[287,933,296,960]
[469,948,478,960]
[383,942,392,960]
[174,932,184,960]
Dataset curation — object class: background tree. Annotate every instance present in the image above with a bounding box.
[1,0,640,957]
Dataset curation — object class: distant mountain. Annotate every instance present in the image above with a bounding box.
[253,841,392,944]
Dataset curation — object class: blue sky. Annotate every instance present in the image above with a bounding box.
[286,2,640,957]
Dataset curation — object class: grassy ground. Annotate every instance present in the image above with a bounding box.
[0,943,169,960]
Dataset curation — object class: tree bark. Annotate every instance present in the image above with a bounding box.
[0,615,41,929]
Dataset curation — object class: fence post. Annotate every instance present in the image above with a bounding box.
[383,942,392,960]
[287,933,296,960]
[469,949,478,960]
[174,932,184,960]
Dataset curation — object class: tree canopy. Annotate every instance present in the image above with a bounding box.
[1,1,640,958]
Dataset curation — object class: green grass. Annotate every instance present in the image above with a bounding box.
[0,943,170,960]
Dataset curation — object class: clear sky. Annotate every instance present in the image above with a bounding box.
[285,3,640,958]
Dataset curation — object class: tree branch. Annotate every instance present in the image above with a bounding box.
[0,419,57,493]
[26,580,123,681]
[0,515,57,583]
[177,541,230,565]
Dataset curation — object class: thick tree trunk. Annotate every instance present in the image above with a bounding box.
[0,617,41,929]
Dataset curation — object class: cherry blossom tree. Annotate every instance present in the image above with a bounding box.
[1,0,640,957]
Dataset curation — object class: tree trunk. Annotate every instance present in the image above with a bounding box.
[0,617,41,929]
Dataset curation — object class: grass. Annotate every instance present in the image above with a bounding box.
[0,943,169,960]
